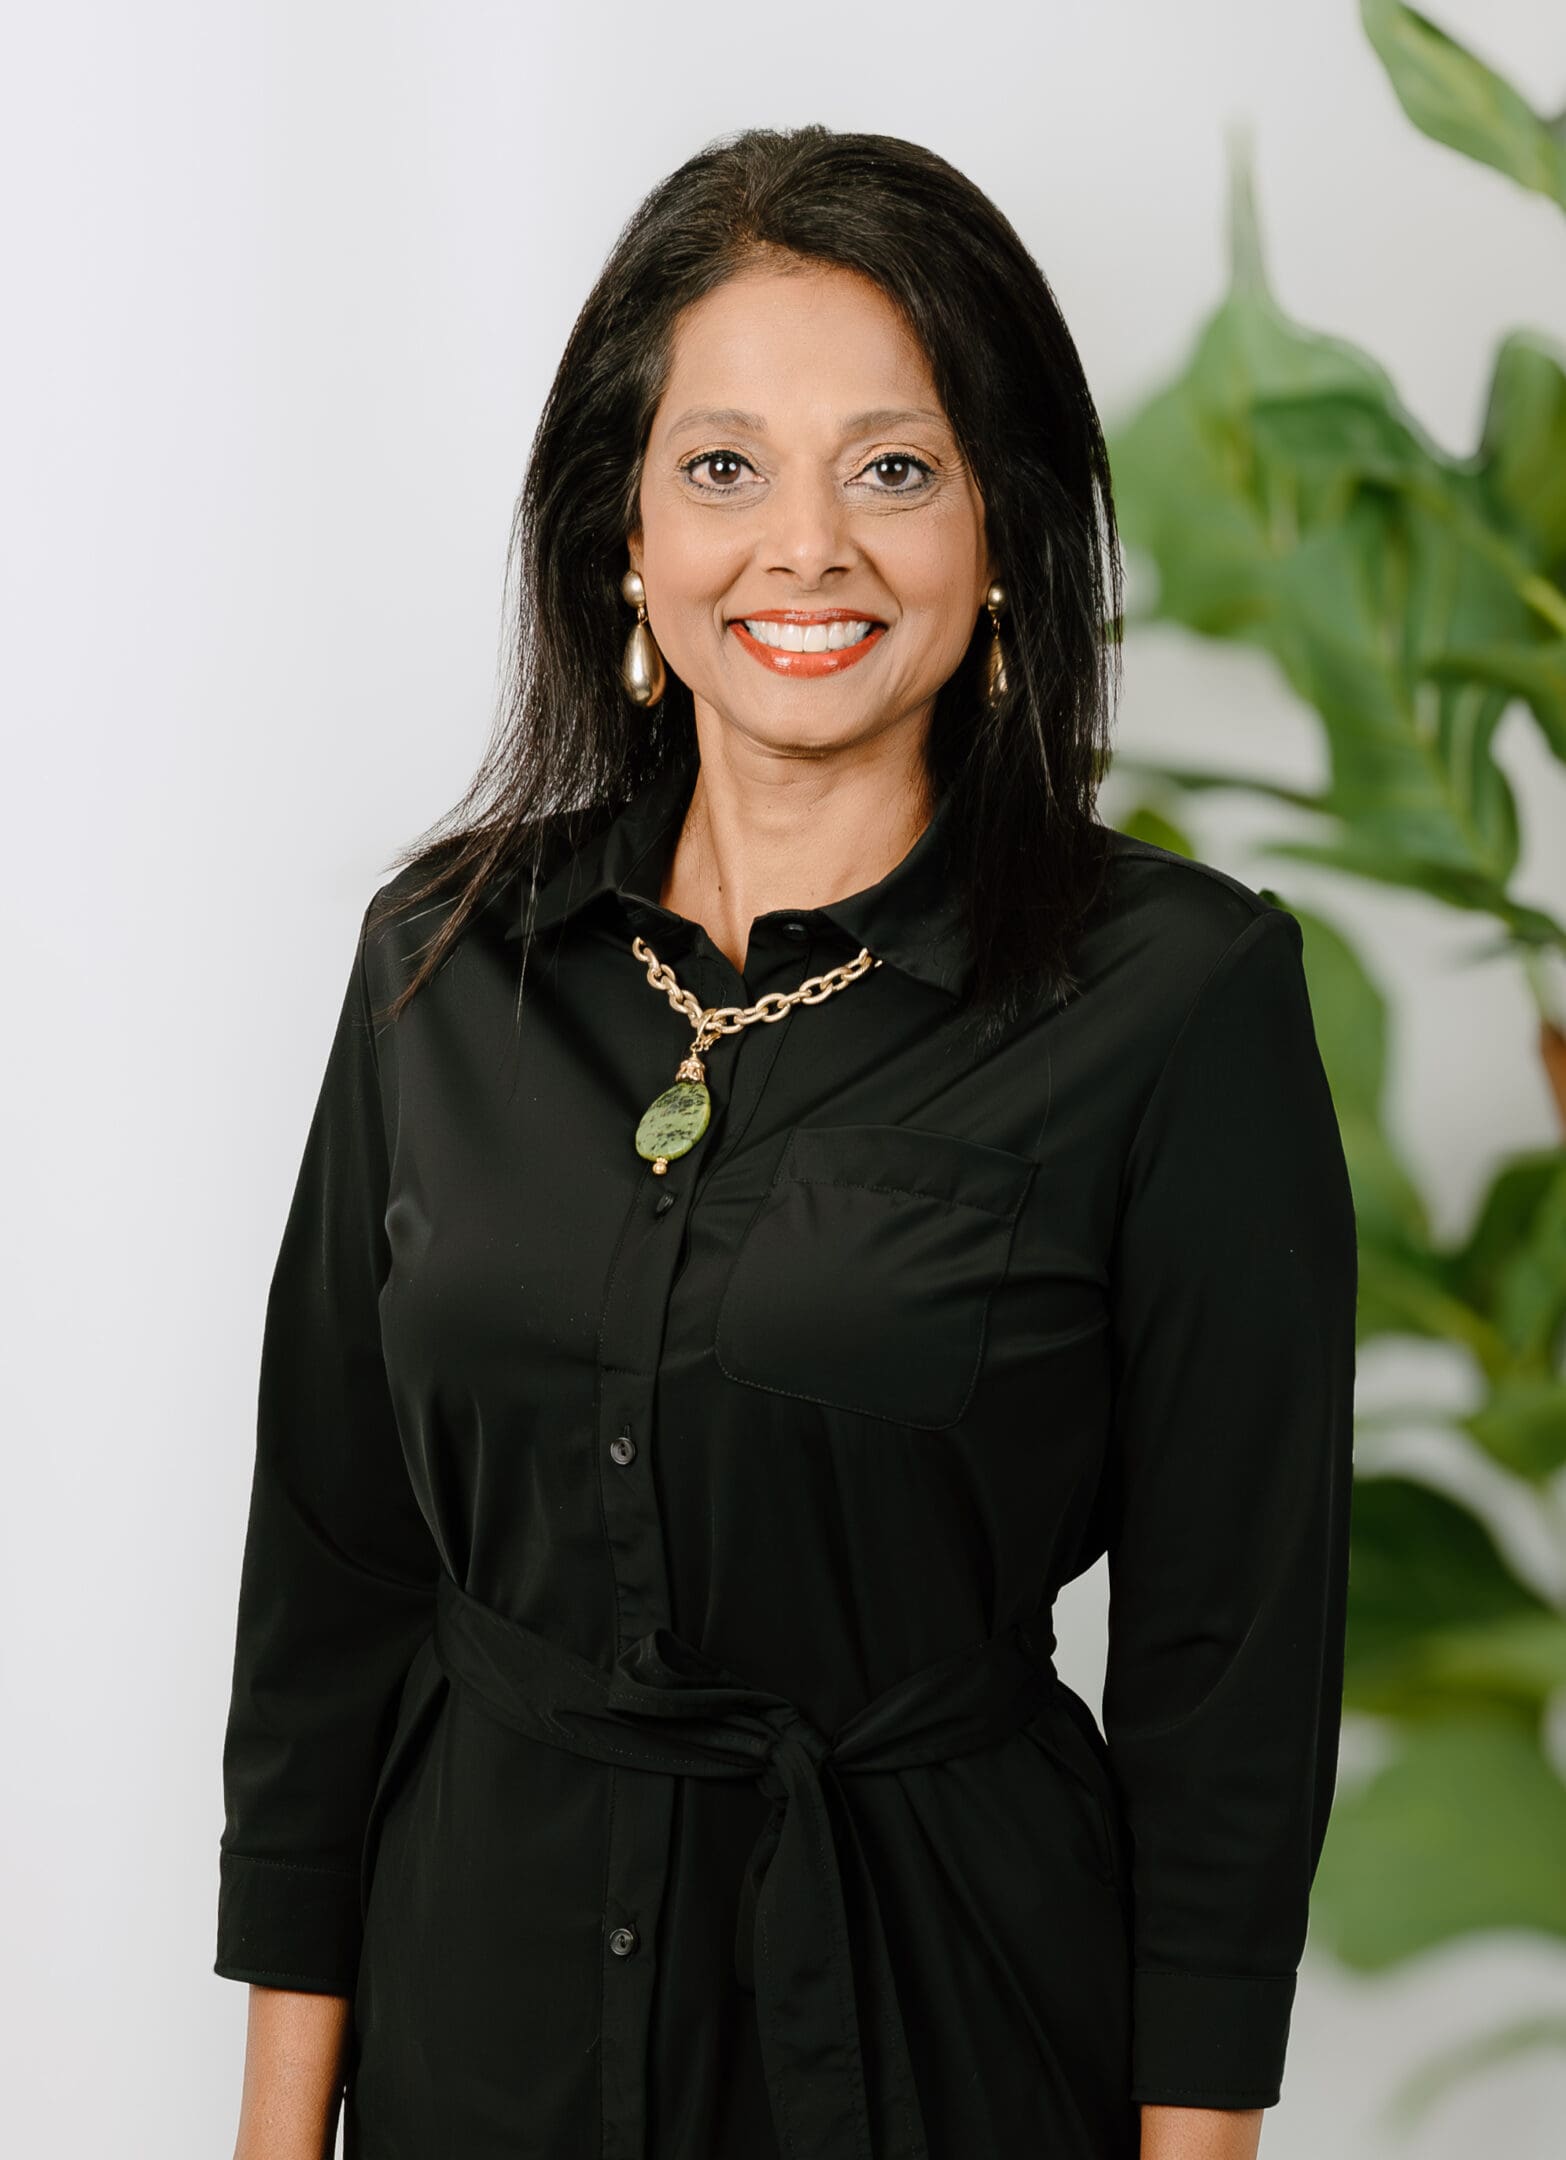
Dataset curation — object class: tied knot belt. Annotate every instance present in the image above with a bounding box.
[431,1567,1061,2160]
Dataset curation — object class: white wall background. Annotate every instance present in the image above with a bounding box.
[4,2,1564,2153]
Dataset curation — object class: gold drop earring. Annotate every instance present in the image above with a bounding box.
[620,568,666,708]
[984,581,1008,708]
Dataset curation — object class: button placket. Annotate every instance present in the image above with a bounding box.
[693,940,811,1181]
[594,1365,675,2155]
[587,930,825,2156]
[590,1005,740,2157]
[597,1771,673,2158]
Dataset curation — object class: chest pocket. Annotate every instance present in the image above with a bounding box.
[713,1122,1036,1430]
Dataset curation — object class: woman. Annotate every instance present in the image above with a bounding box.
[214,126,1357,2160]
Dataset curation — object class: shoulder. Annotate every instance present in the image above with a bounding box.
[1085,827,1303,1001]
[1066,831,1309,1104]
[353,812,592,1003]
[1096,826,1296,947]
[353,840,495,1007]
[355,850,458,982]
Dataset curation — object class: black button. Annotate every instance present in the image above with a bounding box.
[654,1190,676,1215]
[610,1432,636,1466]
[608,1923,639,1957]
[780,918,808,939]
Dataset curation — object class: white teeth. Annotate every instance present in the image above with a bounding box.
[741,618,879,652]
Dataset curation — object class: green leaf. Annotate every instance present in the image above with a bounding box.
[1463,1375,1566,1480]
[1344,1476,1562,1714]
[1449,1153,1566,1307]
[1260,834,1566,951]
[1109,128,1566,949]
[1447,1149,1566,1363]
[1426,637,1566,760]
[1106,155,1403,647]
[1312,1711,1566,1965]
[1289,906,1430,1255]
[1347,1147,1566,1367]
[1477,332,1566,575]
[1112,284,1539,908]
[1353,1241,1513,1360]
[1415,1612,1566,1700]
[1289,905,1390,1121]
[1249,385,1443,494]
[1360,0,1566,213]
[1264,495,1524,879]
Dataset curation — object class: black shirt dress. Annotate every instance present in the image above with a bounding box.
[214,739,1358,2160]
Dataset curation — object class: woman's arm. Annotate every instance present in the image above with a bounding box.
[1100,904,1358,2117]
[231,1986,352,2160]
[1141,2102,1263,2160]
[214,903,441,2057]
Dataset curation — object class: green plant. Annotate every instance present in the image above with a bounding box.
[1101,0,1566,2124]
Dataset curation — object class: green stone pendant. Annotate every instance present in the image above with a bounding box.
[634,1078,711,1173]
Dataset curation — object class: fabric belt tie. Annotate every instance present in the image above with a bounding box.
[431,1567,1059,2160]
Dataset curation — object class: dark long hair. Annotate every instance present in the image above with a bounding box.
[368,125,1123,1044]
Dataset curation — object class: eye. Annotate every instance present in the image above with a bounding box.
[676,448,937,496]
[856,453,935,494]
[679,451,755,492]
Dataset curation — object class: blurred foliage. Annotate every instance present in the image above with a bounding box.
[1103,0,1566,2120]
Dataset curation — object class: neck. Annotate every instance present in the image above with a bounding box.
[659,722,934,976]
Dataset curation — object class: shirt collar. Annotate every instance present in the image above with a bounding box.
[502,740,971,1001]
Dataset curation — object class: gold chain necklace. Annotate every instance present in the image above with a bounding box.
[630,933,881,1173]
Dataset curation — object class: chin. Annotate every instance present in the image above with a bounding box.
[724,712,881,762]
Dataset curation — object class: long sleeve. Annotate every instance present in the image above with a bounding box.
[215,901,441,1993]
[1101,904,1358,2109]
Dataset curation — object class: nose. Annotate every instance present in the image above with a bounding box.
[758,464,855,586]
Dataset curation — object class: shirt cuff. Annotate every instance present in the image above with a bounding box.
[214,1848,362,1994]
[1130,1966,1298,2109]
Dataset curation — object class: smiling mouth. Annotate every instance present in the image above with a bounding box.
[726,610,888,677]
[725,617,885,673]
[735,614,883,653]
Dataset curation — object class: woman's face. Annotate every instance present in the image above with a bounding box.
[631,259,993,763]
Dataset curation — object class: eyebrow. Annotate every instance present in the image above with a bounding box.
[662,405,952,439]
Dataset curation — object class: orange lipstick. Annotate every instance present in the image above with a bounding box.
[728,608,887,679]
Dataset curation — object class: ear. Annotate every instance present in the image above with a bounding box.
[627,528,643,577]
